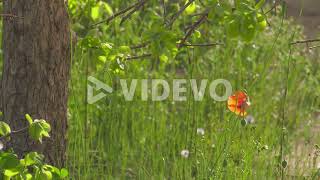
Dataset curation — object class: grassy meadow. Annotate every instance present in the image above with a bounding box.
[65,1,320,179]
[0,1,318,179]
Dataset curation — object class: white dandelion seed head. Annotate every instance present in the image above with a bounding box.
[245,115,255,124]
[197,128,205,136]
[252,44,257,49]
[181,149,189,158]
[262,145,269,150]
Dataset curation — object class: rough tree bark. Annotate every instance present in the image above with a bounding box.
[1,0,70,167]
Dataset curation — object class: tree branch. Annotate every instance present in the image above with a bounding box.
[120,0,147,25]
[91,1,144,27]
[129,41,223,50]
[178,9,209,48]
[180,42,224,47]
[290,39,320,45]
[166,0,195,28]
[0,127,28,141]
[126,42,222,60]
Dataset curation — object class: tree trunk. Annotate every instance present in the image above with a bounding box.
[1,0,70,167]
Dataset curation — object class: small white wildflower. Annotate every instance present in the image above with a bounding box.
[245,115,255,124]
[197,128,205,136]
[180,149,189,158]
[262,145,269,151]
[317,163,320,169]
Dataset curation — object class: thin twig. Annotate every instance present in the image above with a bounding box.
[0,127,28,141]
[91,1,142,27]
[265,0,281,15]
[290,39,320,45]
[184,16,211,31]
[125,53,152,60]
[129,41,223,50]
[265,4,276,15]
[126,42,222,60]
[180,42,224,47]
[190,12,207,17]
[178,9,209,48]
[120,0,147,25]
[166,0,195,28]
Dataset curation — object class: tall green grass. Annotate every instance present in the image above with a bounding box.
[67,13,319,180]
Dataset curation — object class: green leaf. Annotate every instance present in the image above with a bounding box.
[101,2,113,15]
[256,13,267,31]
[159,54,169,63]
[240,15,257,42]
[207,0,218,6]
[194,30,201,38]
[42,170,53,180]
[91,6,100,20]
[25,114,33,125]
[98,56,107,63]
[0,152,20,169]
[80,36,101,49]
[255,0,266,9]
[35,169,53,180]
[0,122,11,136]
[60,168,69,178]
[43,164,60,175]
[101,42,113,53]
[43,165,68,179]
[25,173,33,180]
[21,152,43,166]
[28,119,51,143]
[4,169,20,178]
[119,46,131,54]
[226,19,240,38]
[185,1,197,15]
[143,23,178,58]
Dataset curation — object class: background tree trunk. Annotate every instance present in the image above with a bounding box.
[1,0,70,167]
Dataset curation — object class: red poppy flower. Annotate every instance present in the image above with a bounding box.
[227,91,250,116]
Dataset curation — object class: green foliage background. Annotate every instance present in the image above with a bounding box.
[0,0,320,179]
[67,0,320,179]
[65,0,320,179]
